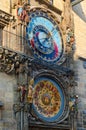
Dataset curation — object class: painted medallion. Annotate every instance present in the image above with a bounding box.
[32,77,65,122]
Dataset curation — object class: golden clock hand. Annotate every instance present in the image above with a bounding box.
[47,32,52,38]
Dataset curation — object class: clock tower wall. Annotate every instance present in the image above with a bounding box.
[53,0,64,11]
[0,0,75,130]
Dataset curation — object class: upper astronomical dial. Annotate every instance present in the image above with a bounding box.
[26,8,65,64]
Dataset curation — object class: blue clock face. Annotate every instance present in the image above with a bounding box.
[26,8,64,64]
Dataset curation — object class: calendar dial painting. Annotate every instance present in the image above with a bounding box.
[32,76,65,122]
[26,8,65,64]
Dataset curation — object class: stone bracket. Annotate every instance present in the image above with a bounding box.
[0,10,13,27]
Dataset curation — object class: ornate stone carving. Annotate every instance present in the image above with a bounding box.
[0,10,13,26]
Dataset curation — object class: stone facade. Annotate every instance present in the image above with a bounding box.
[73,0,86,58]
[73,1,86,129]
[0,0,80,130]
[0,73,17,130]
[53,0,64,11]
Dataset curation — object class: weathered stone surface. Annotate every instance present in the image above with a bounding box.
[73,4,86,130]
[73,58,86,129]
[53,0,64,11]
[1,0,84,130]
[74,16,86,58]
[0,0,10,13]
[0,72,17,124]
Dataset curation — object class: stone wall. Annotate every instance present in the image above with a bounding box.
[53,0,64,11]
[0,72,17,130]
[0,0,10,13]
[73,57,86,130]
[73,0,86,58]
[0,0,74,130]
[73,1,86,129]
[73,12,86,58]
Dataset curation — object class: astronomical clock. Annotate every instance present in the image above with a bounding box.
[0,1,75,130]
[26,7,71,128]
[26,7,66,65]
